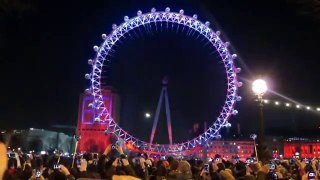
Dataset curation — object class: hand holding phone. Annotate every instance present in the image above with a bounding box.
[118,158,122,165]
[204,164,210,172]
[92,153,98,160]
[268,163,275,170]
[308,171,316,180]
[76,159,81,168]
[53,164,60,170]
[36,169,41,178]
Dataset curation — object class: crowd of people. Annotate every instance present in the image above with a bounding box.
[1,135,320,180]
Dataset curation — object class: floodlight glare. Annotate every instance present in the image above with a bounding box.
[252,79,268,96]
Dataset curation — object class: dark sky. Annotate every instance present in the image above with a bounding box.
[1,0,320,143]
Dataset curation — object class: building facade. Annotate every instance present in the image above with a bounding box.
[197,140,255,161]
[77,87,120,153]
[283,138,320,158]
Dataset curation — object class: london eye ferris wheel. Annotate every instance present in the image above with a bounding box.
[84,7,242,155]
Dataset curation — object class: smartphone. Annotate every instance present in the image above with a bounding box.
[308,172,316,180]
[245,159,251,164]
[93,160,98,166]
[305,159,310,164]
[36,169,41,178]
[268,163,275,170]
[290,158,296,164]
[9,153,16,158]
[40,151,46,155]
[271,172,278,179]
[118,158,122,165]
[204,164,210,172]
[76,159,81,168]
[53,164,60,170]
[74,135,81,141]
[92,153,98,160]
[233,157,239,163]
[116,139,124,148]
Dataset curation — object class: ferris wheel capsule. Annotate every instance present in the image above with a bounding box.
[93,45,99,52]
[137,10,142,16]
[225,41,230,47]
[236,96,242,101]
[94,117,100,121]
[88,59,93,65]
[237,82,243,87]
[232,54,237,59]
[192,14,198,19]
[124,16,129,22]
[226,123,232,128]
[179,9,184,14]
[235,67,241,73]
[165,7,170,12]
[85,73,91,79]
[84,88,91,94]
[205,21,210,27]
[101,34,107,40]
[112,24,117,30]
[232,110,238,115]
[216,31,221,36]
[151,7,156,13]
[88,103,93,108]
[216,135,222,139]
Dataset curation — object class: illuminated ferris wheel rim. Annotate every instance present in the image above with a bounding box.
[86,7,242,154]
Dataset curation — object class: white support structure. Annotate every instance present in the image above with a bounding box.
[149,78,173,146]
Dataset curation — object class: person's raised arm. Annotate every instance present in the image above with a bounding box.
[59,164,75,180]
[0,142,7,180]
[122,158,137,177]
[98,144,112,174]
[106,158,118,178]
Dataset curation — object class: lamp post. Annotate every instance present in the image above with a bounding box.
[252,79,268,142]
[252,79,270,162]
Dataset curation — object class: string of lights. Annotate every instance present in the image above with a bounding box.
[263,99,320,112]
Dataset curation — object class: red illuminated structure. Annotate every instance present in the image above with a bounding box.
[77,87,120,153]
[284,140,320,159]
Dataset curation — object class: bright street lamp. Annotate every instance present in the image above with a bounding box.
[252,79,268,98]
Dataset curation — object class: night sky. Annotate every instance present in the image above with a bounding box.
[1,0,320,143]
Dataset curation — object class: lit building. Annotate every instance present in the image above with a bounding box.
[283,137,320,158]
[77,86,120,153]
[198,140,255,161]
